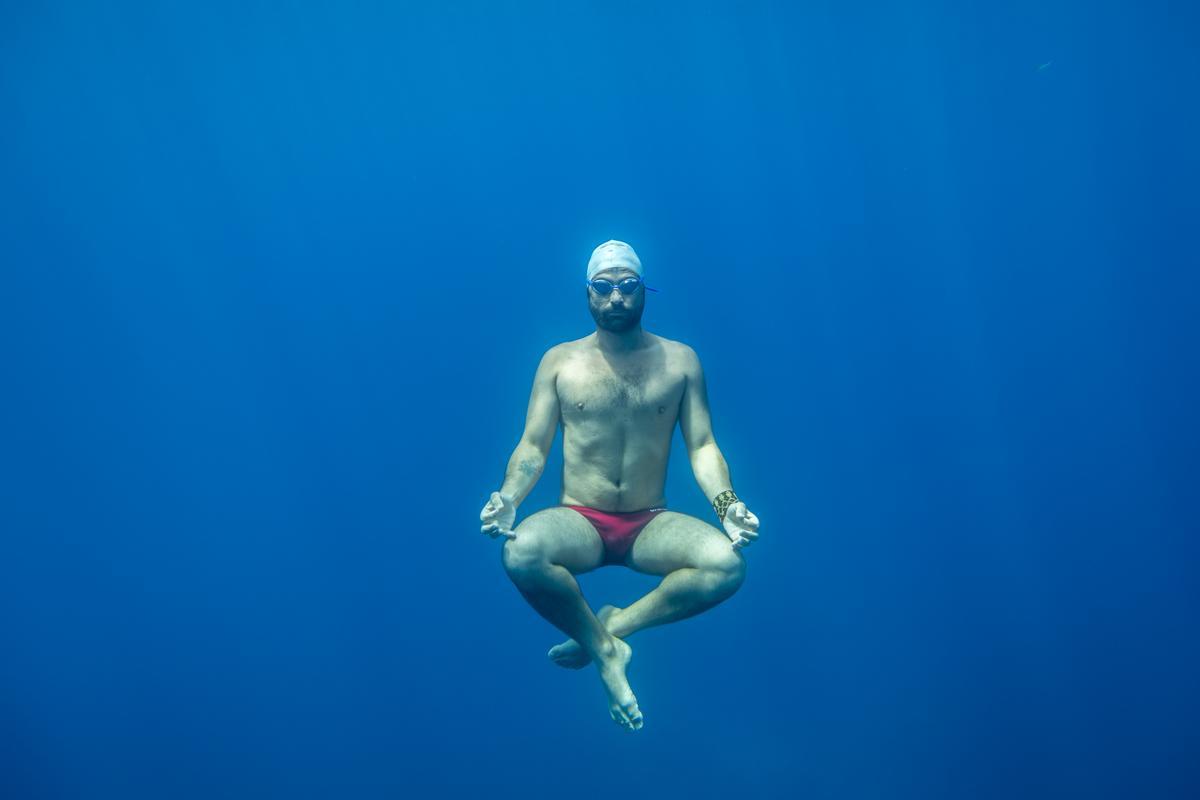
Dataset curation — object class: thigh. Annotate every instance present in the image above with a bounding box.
[627,511,740,576]
[508,506,605,574]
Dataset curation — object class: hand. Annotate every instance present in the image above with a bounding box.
[479,491,517,540]
[722,502,760,551]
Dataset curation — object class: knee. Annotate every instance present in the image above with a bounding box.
[501,535,549,580]
[700,546,747,598]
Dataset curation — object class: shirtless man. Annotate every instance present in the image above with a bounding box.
[478,240,761,731]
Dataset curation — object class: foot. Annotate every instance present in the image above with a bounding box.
[596,636,643,731]
[548,605,620,669]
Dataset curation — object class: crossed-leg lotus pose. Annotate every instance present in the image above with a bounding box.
[480,240,761,731]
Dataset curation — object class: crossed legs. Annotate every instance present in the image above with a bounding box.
[502,508,746,731]
[547,510,746,669]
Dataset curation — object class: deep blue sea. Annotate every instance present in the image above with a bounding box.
[2,2,1197,798]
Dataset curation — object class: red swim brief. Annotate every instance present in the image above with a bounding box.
[565,505,669,565]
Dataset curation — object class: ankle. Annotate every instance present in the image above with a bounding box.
[607,609,629,639]
[591,634,618,661]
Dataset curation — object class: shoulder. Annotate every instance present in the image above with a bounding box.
[536,343,563,371]
[537,339,583,373]
[547,337,587,360]
[549,334,602,363]
[651,335,702,374]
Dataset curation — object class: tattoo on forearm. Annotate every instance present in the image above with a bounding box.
[518,460,539,477]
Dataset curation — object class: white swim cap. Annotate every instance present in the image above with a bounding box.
[586,240,643,280]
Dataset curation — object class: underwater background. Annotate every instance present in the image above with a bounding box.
[2,2,1197,798]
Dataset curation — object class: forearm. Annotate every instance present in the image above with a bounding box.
[689,442,735,509]
[498,442,548,507]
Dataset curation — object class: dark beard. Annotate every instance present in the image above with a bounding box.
[592,304,643,332]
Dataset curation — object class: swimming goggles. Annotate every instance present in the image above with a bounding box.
[585,276,660,296]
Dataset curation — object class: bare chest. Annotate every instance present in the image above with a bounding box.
[557,355,685,422]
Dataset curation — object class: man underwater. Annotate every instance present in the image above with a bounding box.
[479,240,761,731]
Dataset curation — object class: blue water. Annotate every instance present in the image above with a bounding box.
[2,2,1197,798]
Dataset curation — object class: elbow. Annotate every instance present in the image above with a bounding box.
[518,438,551,463]
[687,438,718,461]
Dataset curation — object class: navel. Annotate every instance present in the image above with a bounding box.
[576,401,585,410]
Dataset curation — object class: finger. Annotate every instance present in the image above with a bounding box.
[501,529,517,540]
[740,528,760,540]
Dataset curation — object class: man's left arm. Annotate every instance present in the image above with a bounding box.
[678,346,760,549]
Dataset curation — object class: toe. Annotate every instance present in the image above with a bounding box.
[623,702,642,730]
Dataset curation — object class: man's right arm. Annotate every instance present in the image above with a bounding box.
[497,347,562,507]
